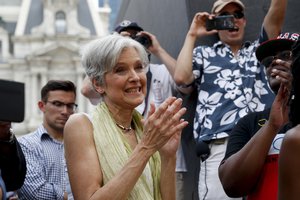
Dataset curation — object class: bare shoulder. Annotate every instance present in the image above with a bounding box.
[64,113,94,141]
[283,125,300,145]
[68,112,91,123]
[286,125,300,135]
[66,113,92,127]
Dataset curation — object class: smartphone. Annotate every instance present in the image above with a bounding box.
[206,15,235,31]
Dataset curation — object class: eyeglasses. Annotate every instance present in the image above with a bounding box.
[218,10,244,19]
[261,50,292,68]
[46,100,78,112]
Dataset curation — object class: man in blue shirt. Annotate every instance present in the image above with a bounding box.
[174,0,288,199]
[18,80,77,200]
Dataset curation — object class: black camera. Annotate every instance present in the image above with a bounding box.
[206,15,235,31]
[0,79,25,122]
[196,140,210,162]
[133,34,152,49]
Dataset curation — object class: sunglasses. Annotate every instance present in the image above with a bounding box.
[218,10,244,19]
[261,50,292,68]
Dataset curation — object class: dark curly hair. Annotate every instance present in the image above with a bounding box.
[289,40,300,127]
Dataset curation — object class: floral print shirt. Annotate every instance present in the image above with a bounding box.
[192,31,275,141]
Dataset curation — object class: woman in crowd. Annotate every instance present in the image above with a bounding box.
[64,35,188,200]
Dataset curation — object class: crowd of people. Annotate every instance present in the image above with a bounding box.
[174,0,287,199]
[1,0,300,199]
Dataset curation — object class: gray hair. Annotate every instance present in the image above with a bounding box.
[81,34,149,86]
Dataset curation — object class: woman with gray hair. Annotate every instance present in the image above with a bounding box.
[64,35,188,200]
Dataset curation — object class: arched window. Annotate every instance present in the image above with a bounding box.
[55,11,66,34]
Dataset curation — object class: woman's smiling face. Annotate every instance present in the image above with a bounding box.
[100,47,147,110]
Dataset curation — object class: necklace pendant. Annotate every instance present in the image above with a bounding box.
[116,123,132,133]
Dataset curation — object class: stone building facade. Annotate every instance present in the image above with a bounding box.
[0,0,110,135]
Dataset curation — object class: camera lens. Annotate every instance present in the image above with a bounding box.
[134,35,152,49]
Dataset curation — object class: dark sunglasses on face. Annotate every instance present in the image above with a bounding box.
[218,10,244,19]
[261,50,292,68]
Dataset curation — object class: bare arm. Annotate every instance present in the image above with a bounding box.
[154,100,184,200]
[64,97,188,200]
[160,154,176,200]
[263,0,288,39]
[174,12,217,89]
[219,122,282,197]
[65,114,152,200]
[142,31,177,78]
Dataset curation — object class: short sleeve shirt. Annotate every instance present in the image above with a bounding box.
[192,29,275,141]
[223,109,291,200]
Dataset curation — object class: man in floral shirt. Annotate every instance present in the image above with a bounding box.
[174,0,288,199]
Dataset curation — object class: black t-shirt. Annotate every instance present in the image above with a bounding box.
[224,108,291,160]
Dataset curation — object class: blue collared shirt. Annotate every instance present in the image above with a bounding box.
[17,125,72,200]
[192,28,275,141]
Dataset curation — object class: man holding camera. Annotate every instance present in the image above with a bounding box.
[173,0,288,199]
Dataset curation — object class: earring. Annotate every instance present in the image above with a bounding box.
[97,88,104,94]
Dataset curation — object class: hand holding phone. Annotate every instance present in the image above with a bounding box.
[206,15,235,31]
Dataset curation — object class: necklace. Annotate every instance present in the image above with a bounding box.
[116,123,132,132]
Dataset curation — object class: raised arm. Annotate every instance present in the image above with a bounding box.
[145,100,185,200]
[263,0,288,39]
[174,12,217,87]
[143,31,177,78]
